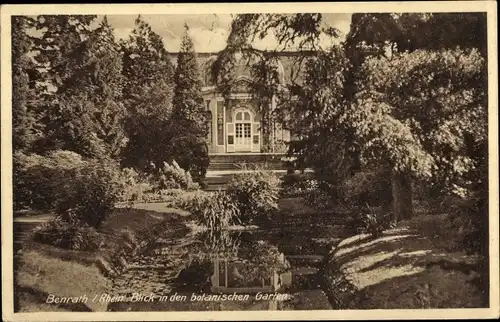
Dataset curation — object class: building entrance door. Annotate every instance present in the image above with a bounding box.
[234,110,252,152]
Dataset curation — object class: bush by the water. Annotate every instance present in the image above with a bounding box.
[13,150,86,210]
[139,188,186,204]
[32,215,103,251]
[119,167,146,204]
[301,179,337,211]
[14,151,127,229]
[54,159,125,229]
[124,161,200,205]
[280,173,315,197]
[164,130,210,183]
[180,190,240,230]
[227,171,280,224]
[155,161,200,191]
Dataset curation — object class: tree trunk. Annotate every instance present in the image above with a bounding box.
[391,171,413,222]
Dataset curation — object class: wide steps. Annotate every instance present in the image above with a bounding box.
[209,162,284,171]
[203,170,290,191]
[208,154,287,171]
[209,153,287,164]
[208,162,243,171]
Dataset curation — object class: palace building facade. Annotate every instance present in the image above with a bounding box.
[170,51,300,154]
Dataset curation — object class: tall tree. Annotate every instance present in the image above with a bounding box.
[37,16,126,158]
[277,46,354,187]
[217,12,488,221]
[30,15,98,156]
[170,25,210,181]
[121,15,175,169]
[344,12,488,220]
[12,16,42,152]
[353,49,486,219]
[32,15,97,93]
[172,24,206,134]
[54,16,127,158]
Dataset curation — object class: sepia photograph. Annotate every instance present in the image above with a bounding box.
[1,2,498,321]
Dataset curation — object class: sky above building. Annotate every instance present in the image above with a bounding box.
[101,14,352,53]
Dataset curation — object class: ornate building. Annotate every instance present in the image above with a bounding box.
[170,51,299,154]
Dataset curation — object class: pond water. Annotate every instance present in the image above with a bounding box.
[109,206,348,311]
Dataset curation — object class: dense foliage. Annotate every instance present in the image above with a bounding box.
[120,16,175,169]
[226,171,281,224]
[170,25,210,180]
[155,161,200,191]
[217,12,489,253]
[180,191,241,231]
[32,216,103,251]
[53,159,125,228]
[13,150,86,210]
[12,15,210,220]
[11,13,489,258]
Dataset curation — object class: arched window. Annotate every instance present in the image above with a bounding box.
[235,110,252,122]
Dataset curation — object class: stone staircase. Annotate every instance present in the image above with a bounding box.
[207,153,287,171]
[203,153,289,191]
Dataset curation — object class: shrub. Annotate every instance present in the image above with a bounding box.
[54,159,125,229]
[299,179,335,210]
[226,171,280,224]
[304,187,333,211]
[167,133,210,183]
[32,215,103,251]
[155,161,200,191]
[13,150,86,211]
[341,168,393,208]
[118,167,142,203]
[361,213,386,238]
[448,192,488,255]
[283,177,335,210]
[280,173,318,198]
[345,205,396,238]
[181,191,240,230]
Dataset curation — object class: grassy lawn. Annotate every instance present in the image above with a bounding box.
[328,212,488,309]
[15,250,111,312]
[14,204,190,312]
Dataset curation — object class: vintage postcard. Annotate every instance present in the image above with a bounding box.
[1,1,498,321]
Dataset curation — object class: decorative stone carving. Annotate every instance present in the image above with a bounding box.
[231,77,252,93]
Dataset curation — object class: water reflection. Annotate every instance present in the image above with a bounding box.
[178,229,292,294]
